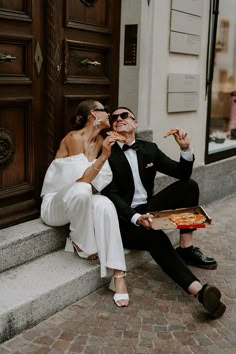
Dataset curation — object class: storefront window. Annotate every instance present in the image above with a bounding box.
[206,0,236,162]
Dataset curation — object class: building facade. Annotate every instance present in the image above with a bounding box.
[119,0,236,207]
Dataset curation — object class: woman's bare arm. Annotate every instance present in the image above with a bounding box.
[77,135,115,184]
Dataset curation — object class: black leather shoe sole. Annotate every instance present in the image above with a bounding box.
[200,285,226,319]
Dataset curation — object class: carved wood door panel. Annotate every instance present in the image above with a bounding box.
[0,1,45,228]
[53,0,121,147]
[0,0,121,229]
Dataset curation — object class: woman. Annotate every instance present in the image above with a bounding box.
[40,99,129,307]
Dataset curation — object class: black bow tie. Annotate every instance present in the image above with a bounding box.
[122,143,139,151]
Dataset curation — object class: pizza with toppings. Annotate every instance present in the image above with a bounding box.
[163,129,178,138]
[169,212,206,226]
[107,131,126,143]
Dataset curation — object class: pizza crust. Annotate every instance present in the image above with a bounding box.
[107,131,126,143]
[163,129,178,138]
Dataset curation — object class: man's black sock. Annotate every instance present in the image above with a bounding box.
[178,245,193,252]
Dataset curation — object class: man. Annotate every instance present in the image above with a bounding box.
[103,106,217,270]
[102,106,226,318]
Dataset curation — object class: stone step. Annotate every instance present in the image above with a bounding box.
[0,217,178,275]
[0,247,152,343]
[0,215,178,344]
[0,219,67,273]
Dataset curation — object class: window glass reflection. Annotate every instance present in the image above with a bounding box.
[208,0,236,154]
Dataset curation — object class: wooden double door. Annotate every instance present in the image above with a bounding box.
[0,0,121,229]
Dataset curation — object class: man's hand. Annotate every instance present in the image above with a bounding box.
[136,213,153,229]
[173,129,190,150]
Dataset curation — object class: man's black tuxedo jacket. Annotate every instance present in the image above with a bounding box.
[102,139,194,223]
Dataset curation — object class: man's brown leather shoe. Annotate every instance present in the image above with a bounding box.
[197,284,226,319]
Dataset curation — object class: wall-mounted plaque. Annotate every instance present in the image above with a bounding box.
[171,10,202,36]
[168,92,199,112]
[170,31,200,55]
[172,0,203,17]
[124,24,138,66]
[168,74,200,93]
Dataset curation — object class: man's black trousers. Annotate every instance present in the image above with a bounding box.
[119,179,200,292]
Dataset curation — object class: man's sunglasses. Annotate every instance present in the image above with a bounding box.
[110,112,134,124]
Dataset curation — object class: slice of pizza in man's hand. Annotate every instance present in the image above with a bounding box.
[163,129,179,138]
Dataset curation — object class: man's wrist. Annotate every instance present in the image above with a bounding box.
[131,213,141,226]
[180,145,191,151]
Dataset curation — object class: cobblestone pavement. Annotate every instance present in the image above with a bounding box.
[0,195,236,354]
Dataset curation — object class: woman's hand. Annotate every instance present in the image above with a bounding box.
[100,135,116,159]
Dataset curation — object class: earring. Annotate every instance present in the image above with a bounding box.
[93,116,101,127]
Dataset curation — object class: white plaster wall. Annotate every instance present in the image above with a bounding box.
[119,0,153,129]
[118,0,141,115]
[119,0,211,167]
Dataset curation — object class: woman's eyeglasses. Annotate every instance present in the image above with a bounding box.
[110,112,134,124]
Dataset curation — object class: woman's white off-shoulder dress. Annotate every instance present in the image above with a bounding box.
[40,153,126,277]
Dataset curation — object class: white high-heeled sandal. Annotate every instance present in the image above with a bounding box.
[64,237,98,260]
[109,272,129,307]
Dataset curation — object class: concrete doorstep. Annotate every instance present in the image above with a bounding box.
[0,219,66,273]
[0,219,155,343]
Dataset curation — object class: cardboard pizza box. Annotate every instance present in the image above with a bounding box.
[150,206,211,230]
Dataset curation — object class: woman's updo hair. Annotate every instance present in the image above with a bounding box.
[71,99,99,130]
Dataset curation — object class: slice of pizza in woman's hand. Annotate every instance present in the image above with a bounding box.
[163,129,179,138]
[169,212,206,226]
[106,131,126,143]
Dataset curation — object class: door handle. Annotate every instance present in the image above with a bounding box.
[80,58,101,66]
[0,52,16,63]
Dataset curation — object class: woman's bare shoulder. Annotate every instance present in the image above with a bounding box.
[55,139,68,158]
[55,131,84,158]
[64,130,84,142]
[64,131,84,156]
